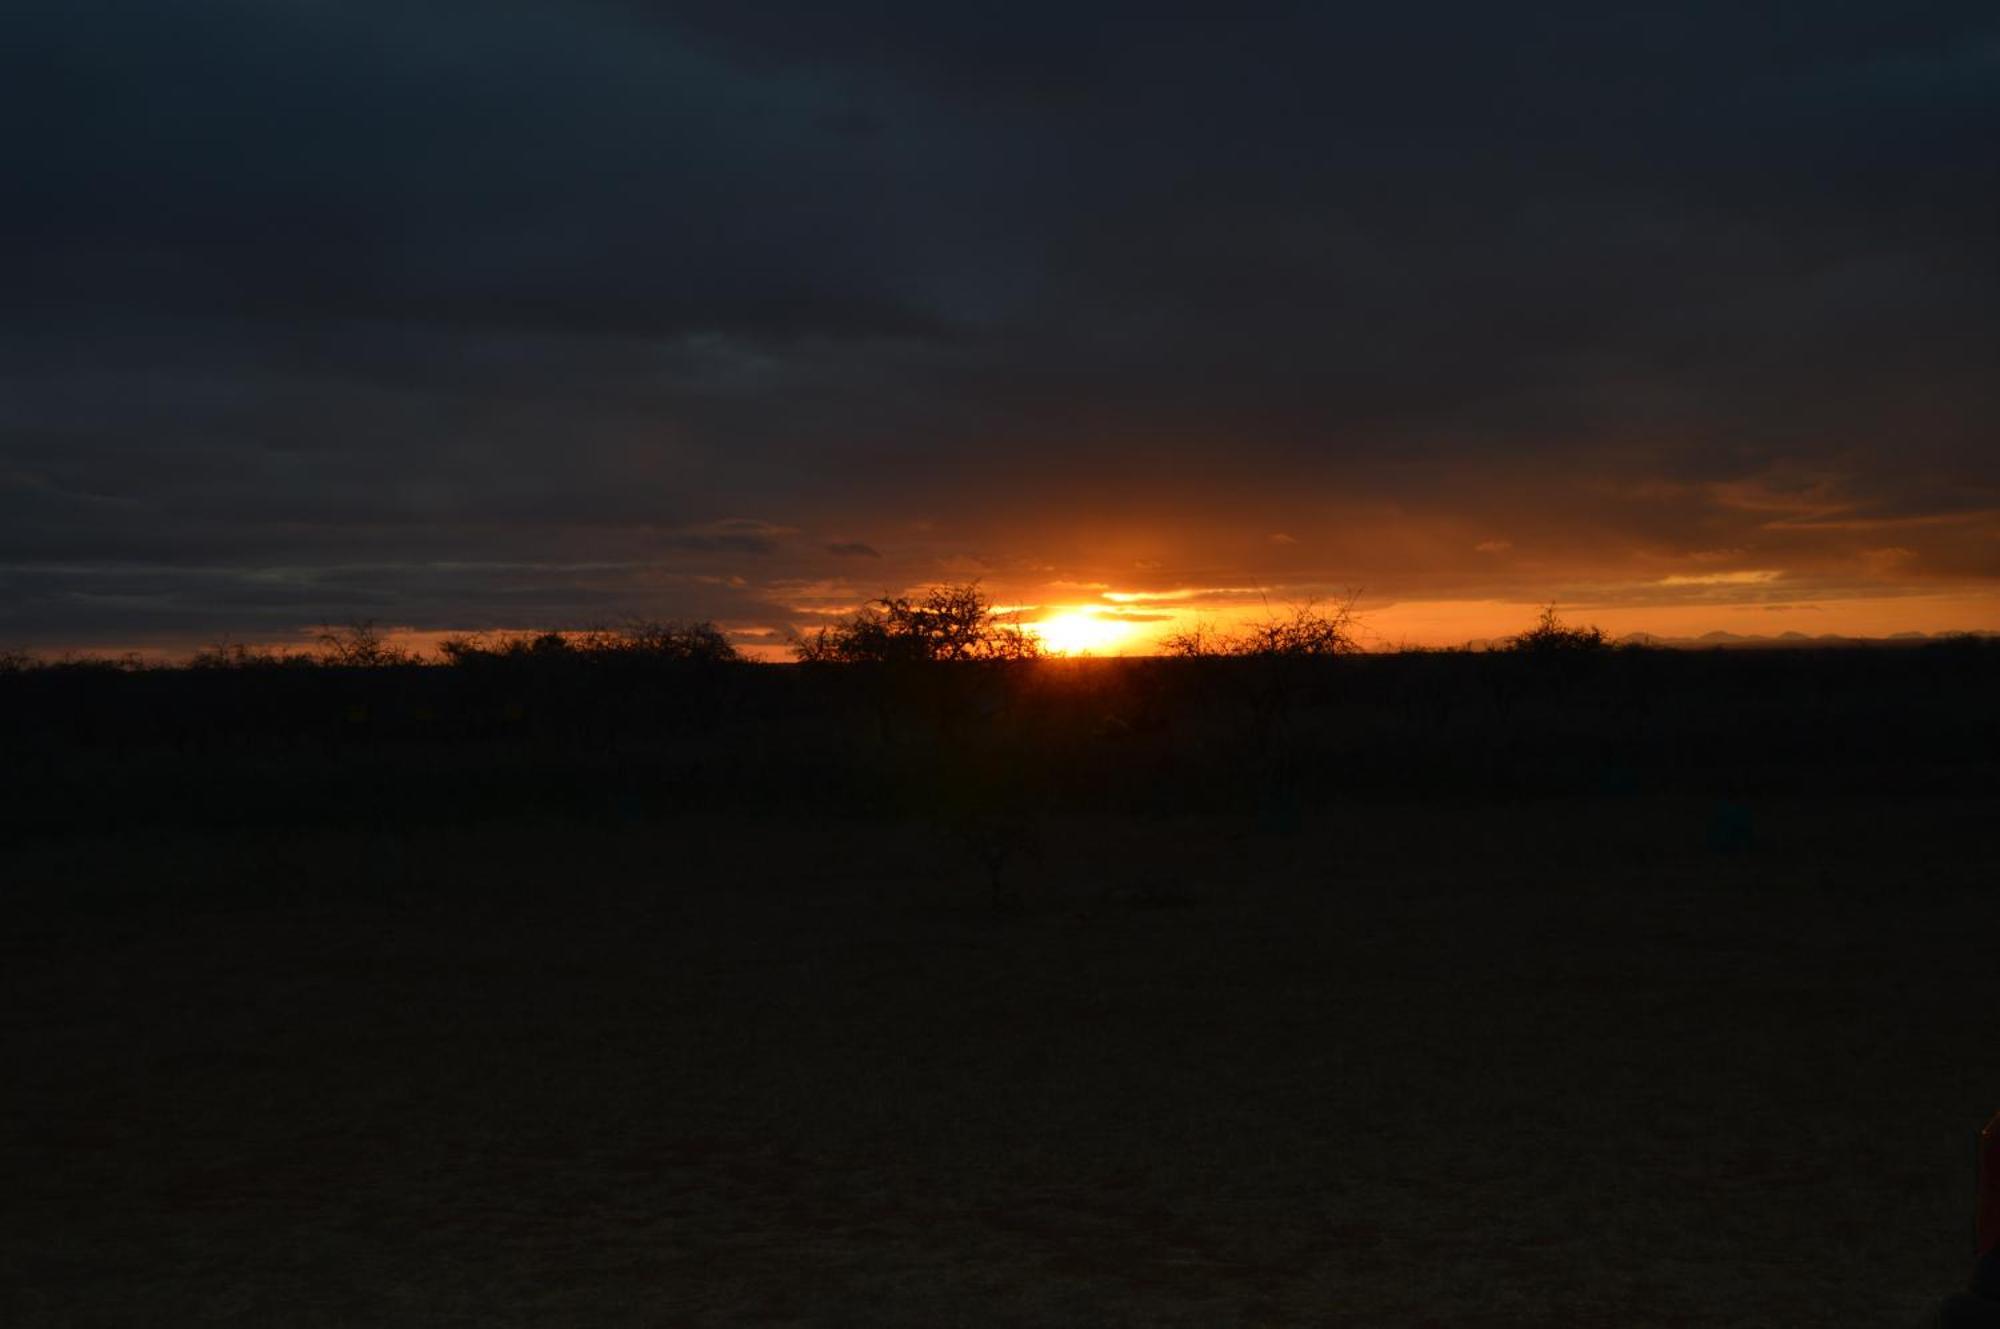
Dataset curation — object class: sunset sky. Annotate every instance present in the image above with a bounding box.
[5,2,1996,656]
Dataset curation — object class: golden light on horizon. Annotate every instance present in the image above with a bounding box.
[1032,609,1139,656]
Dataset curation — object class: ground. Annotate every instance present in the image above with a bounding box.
[4,795,1992,1326]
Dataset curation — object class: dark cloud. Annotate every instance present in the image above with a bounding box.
[657,520,793,556]
[3,0,1995,648]
[825,542,882,558]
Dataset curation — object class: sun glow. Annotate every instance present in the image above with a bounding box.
[1032,609,1137,656]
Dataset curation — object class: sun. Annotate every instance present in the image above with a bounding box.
[1032,609,1134,656]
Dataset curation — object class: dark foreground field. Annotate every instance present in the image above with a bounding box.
[6,793,1994,1326]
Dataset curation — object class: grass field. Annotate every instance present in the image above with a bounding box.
[6,794,1992,1325]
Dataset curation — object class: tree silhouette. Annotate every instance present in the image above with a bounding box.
[1508,604,1609,654]
[793,584,1040,663]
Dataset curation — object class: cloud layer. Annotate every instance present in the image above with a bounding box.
[5,1,1996,649]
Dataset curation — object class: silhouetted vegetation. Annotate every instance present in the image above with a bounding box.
[316,620,419,668]
[3,604,1996,850]
[1508,603,1611,654]
[188,640,314,670]
[794,584,1040,663]
[438,620,739,667]
[1160,597,1359,659]
[1157,598,1362,756]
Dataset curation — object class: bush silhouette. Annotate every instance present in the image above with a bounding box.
[1156,598,1360,760]
[316,621,415,667]
[189,640,312,670]
[45,651,145,673]
[438,620,738,667]
[1508,604,1609,654]
[793,584,1040,663]
[1160,598,1358,659]
[602,620,739,664]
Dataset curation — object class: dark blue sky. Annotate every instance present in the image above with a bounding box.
[5,2,1996,649]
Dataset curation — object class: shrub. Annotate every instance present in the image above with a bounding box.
[1508,604,1609,654]
[316,621,415,667]
[44,652,147,673]
[436,630,572,665]
[1158,621,1230,659]
[1157,598,1359,757]
[438,620,739,666]
[188,640,308,669]
[1160,597,1359,658]
[593,620,739,664]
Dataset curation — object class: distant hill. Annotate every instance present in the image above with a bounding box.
[1443,630,1998,652]
[1609,629,1998,650]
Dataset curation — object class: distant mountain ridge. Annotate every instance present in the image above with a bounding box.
[1627,629,1996,649]
[1445,629,1997,651]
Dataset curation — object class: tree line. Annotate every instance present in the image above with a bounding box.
[0,587,1625,672]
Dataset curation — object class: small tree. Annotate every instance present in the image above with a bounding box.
[793,584,1041,663]
[316,621,414,667]
[1509,604,1608,654]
